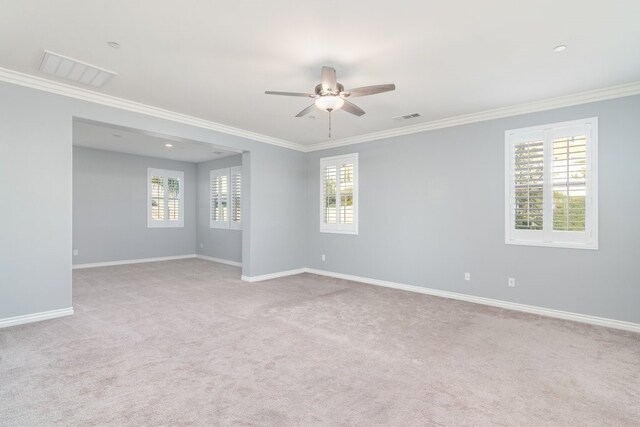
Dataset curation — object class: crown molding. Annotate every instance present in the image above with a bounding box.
[304,80,640,152]
[2,67,639,153]
[0,67,304,151]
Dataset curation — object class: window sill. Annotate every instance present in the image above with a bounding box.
[210,225,242,231]
[505,239,598,250]
[320,229,359,235]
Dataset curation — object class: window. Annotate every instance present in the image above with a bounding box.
[210,166,241,229]
[148,168,184,228]
[505,118,598,249]
[320,153,358,234]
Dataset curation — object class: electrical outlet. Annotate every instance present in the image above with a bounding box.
[73,249,78,256]
[508,277,516,287]
[200,243,203,249]
[321,254,326,261]
[464,272,470,281]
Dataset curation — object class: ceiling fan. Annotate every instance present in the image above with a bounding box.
[265,66,395,136]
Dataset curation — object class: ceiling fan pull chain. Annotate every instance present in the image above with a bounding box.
[328,110,332,138]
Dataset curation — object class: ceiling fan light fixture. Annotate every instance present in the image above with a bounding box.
[315,95,344,112]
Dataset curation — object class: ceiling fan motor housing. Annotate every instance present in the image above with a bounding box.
[315,83,345,96]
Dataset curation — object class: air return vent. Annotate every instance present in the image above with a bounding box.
[393,112,421,121]
[39,50,117,88]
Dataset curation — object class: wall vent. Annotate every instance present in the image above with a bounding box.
[39,50,117,88]
[393,112,421,121]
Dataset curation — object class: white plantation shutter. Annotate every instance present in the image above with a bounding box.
[552,135,587,231]
[210,167,242,230]
[167,177,181,221]
[513,136,544,231]
[211,174,220,220]
[320,153,358,234]
[148,168,184,228]
[339,163,354,225]
[210,169,228,228]
[151,175,165,220]
[505,118,597,249]
[323,165,337,224]
[230,166,242,230]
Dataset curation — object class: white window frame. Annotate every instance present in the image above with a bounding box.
[210,166,242,230]
[147,168,184,228]
[320,153,358,235]
[504,117,598,249]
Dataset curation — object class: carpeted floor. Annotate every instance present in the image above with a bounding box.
[1,259,639,426]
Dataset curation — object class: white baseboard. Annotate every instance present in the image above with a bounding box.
[195,254,242,267]
[241,268,307,283]
[304,268,640,334]
[70,256,640,333]
[72,254,197,269]
[0,307,74,329]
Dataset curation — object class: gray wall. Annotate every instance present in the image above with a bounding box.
[196,155,243,263]
[248,147,307,275]
[0,80,306,320]
[0,83,72,318]
[306,95,640,324]
[73,147,197,265]
[3,75,638,326]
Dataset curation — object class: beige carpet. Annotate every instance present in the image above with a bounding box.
[1,259,639,426]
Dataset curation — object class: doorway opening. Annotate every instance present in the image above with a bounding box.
[72,118,245,271]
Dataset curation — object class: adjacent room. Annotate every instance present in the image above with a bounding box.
[1,1,639,425]
[72,119,244,268]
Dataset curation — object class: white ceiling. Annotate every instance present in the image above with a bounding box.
[73,120,239,163]
[2,1,640,147]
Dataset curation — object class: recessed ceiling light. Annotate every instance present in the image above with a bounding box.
[553,45,567,52]
[107,41,121,49]
[165,143,173,148]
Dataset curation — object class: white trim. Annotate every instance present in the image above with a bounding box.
[0,307,74,329]
[241,268,307,283]
[195,254,242,267]
[1,67,639,152]
[70,252,640,332]
[304,81,640,152]
[303,268,640,334]
[0,67,300,151]
[72,254,196,269]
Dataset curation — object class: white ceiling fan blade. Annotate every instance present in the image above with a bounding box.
[295,104,317,117]
[321,66,337,93]
[343,83,396,97]
[265,91,316,98]
[342,100,365,116]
